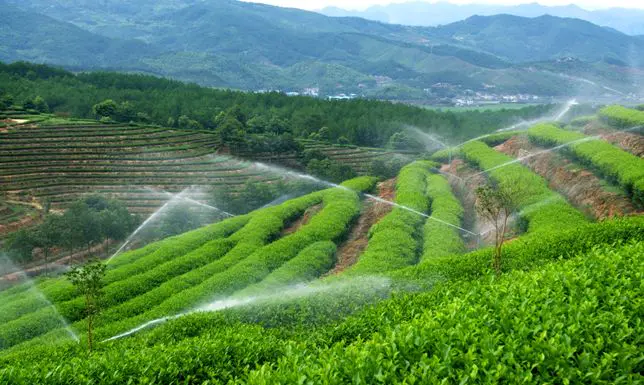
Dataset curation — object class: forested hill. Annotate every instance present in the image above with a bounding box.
[430,14,644,65]
[0,61,555,148]
[1,0,643,98]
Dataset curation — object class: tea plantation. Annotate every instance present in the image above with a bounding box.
[0,106,642,384]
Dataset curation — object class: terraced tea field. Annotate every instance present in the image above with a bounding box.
[0,106,642,384]
[0,116,400,222]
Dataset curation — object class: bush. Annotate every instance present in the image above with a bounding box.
[421,173,465,261]
[347,161,434,274]
[598,105,644,127]
[461,140,587,233]
[234,241,337,298]
[528,123,644,207]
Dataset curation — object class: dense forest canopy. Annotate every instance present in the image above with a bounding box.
[0,62,556,148]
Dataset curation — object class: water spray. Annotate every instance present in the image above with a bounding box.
[363,193,478,236]
[102,277,391,342]
[145,187,234,217]
[0,255,79,343]
[107,188,191,264]
[449,99,579,151]
[466,125,642,180]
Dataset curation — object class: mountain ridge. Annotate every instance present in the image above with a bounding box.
[320,1,644,35]
[0,0,642,99]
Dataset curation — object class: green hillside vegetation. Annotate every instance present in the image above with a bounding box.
[0,203,641,383]
[528,122,644,206]
[0,57,643,383]
[430,14,644,65]
[0,62,557,147]
[1,1,642,97]
[0,116,641,382]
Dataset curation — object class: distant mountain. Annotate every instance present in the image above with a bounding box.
[0,0,642,99]
[424,14,644,65]
[319,2,644,36]
[0,4,158,68]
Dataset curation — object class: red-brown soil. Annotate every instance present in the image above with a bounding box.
[495,136,638,219]
[280,204,323,236]
[590,129,644,157]
[440,159,499,246]
[324,178,396,276]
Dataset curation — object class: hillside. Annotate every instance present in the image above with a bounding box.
[0,112,403,219]
[0,4,158,69]
[1,0,642,98]
[426,14,644,65]
[0,105,642,383]
[321,2,644,36]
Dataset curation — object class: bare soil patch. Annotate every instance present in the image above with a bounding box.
[280,204,323,236]
[324,179,396,276]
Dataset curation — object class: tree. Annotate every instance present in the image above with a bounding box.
[33,96,49,113]
[116,101,136,122]
[336,136,350,145]
[387,131,424,151]
[475,183,521,276]
[318,126,331,141]
[246,115,268,134]
[99,204,134,254]
[33,215,62,276]
[5,230,35,263]
[215,115,246,151]
[66,260,106,352]
[0,94,14,109]
[306,158,356,184]
[92,99,118,119]
[23,97,36,110]
[177,115,191,128]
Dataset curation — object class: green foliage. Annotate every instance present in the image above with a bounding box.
[528,123,644,206]
[245,242,643,384]
[306,158,357,184]
[339,176,377,192]
[461,140,587,233]
[0,215,251,349]
[598,105,644,127]
[2,196,137,264]
[235,241,337,298]
[368,156,408,179]
[569,114,595,127]
[0,217,641,383]
[386,131,424,151]
[421,174,465,261]
[66,260,107,351]
[0,62,557,147]
[92,99,118,119]
[348,161,434,274]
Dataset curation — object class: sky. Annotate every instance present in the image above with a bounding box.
[243,0,644,11]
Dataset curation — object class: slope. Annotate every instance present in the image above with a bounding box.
[2,1,642,97]
[427,14,644,65]
[321,2,644,36]
[0,3,158,69]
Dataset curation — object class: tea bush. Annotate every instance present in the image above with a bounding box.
[528,123,644,206]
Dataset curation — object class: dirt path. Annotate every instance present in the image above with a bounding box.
[280,204,323,237]
[324,179,395,276]
[495,136,638,219]
[440,160,498,247]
